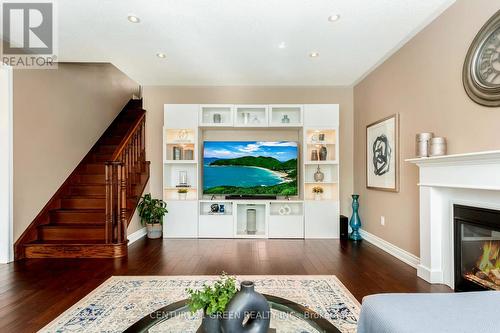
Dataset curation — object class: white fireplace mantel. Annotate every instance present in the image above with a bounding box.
[407,150,500,288]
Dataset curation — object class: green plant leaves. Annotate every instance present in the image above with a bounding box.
[186,273,237,315]
[137,193,168,226]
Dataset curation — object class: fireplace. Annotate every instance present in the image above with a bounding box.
[454,205,500,291]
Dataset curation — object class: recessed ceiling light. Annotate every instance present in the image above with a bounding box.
[328,14,340,22]
[309,52,319,58]
[127,15,140,23]
[156,52,166,59]
[278,42,286,49]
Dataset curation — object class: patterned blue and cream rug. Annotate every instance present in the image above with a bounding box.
[41,275,360,333]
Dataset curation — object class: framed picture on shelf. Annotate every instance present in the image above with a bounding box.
[366,114,399,192]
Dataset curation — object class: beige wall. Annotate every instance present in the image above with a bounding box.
[353,0,500,256]
[14,63,138,241]
[133,86,354,235]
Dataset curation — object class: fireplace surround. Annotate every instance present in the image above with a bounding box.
[407,150,500,288]
[454,204,500,291]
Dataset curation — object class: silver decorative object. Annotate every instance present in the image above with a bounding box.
[311,149,319,161]
[278,204,291,216]
[429,137,447,157]
[213,113,222,123]
[246,209,257,235]
[243,112,250,124]
[177,129,188,141]
[178,171,188,186]
[281,114,290,123]
[463,10,500,106]
[314,166,325,182]
[184,149,194,160]
[173,146,182,160]
[415,132,434,157]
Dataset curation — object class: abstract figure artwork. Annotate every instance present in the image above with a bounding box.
[372,134,392,176]
[366,114,399,192]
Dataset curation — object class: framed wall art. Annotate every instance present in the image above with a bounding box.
[366,114,399,192]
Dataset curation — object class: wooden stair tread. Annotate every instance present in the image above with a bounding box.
[26,240,107,245]
[41,223,105,228]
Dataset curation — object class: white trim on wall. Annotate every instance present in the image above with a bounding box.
[0,65,14,263]
[127,227,147,245]
[359,229,420,269]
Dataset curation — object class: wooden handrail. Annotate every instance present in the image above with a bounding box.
[105,111,146,244]
[111,110,146,161]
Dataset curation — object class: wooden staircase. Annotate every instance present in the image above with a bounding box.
[14,99,150,259]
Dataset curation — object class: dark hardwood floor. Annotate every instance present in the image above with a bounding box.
[0,238,451,332]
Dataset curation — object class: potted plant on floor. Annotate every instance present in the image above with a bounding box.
[186,273,237,332]
[137,193,168,239]
[312,186,324,200]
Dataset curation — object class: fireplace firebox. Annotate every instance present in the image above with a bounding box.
[454,205,500,292]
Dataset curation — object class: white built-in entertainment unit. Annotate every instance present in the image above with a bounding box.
[163,104,339,239]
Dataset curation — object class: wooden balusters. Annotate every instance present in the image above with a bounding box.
[105,115,146,245]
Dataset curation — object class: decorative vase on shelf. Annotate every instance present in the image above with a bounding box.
[213,113,222,124]
[243,112,250,124]
[311,149,319,161]
[349,194,362,241]
[313,166,324,182]
[221,281,270,333]
[319,146,328,161]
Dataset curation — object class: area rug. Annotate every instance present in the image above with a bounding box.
[40,275,360,333]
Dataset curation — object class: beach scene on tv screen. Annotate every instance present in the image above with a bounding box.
[203,141,298,196]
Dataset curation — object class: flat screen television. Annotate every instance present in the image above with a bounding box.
[203,141,298,196]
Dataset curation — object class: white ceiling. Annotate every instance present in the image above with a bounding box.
[58,0,455,86]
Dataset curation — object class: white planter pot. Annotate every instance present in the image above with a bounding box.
[178,192,187,200]
[314,193,323,201]
[146,223,163,239]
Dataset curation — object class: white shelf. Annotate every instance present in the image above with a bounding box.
[164,160,198,164]
[304,161,338,165]
[306,140,336,145]
[269,105,303,127]
[234,105,269,127]
[199,105,234,127]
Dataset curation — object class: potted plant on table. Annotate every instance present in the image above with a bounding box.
[177,188,188,200]
[186,273,237,332]
[312,186,324,201]
[137,193,168,239]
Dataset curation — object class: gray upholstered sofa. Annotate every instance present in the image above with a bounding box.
[357,291,500,333]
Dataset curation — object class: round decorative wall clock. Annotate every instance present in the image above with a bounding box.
[463,10,500,107]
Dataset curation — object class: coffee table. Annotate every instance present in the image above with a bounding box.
[124,294,340,332]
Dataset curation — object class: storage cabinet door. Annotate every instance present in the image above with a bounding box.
[304,201,338,238]
[199,215,234,238]
[163,201,198,238]
[268,216,304,238]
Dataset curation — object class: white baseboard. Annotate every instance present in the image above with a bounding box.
[417,264,444,283]
[127,227,147,245]
[359,229,420,269]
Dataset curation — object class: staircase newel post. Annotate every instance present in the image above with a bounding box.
[116,163,127,243]
[104,162,113,244]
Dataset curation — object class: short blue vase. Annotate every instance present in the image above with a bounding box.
[349,194,362,241]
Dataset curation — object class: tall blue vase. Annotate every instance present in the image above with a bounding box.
[349,194,362,241]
